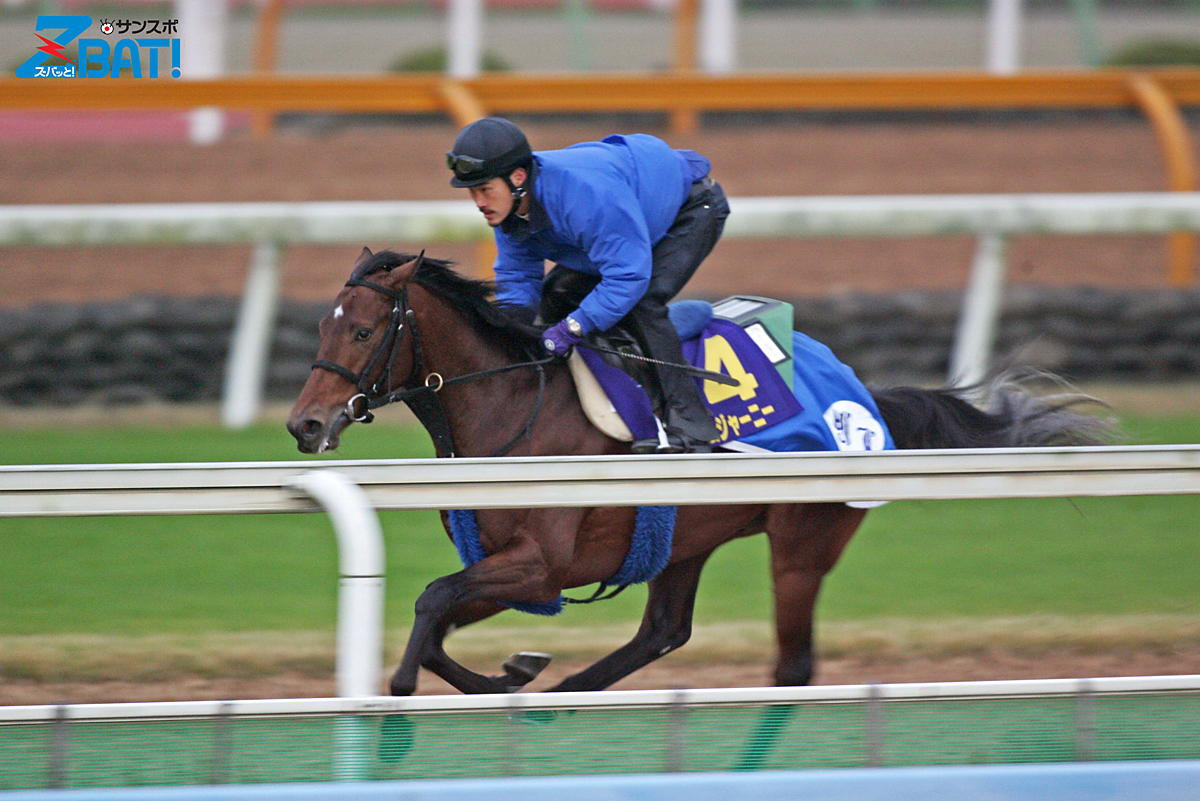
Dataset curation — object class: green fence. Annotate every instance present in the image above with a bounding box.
[3,684,1199,791]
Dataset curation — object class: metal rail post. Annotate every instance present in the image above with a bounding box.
[700,0,736,75]
[865,683,884,767]
[210,701,233,784]
[671,0,700,134]
[1128,74,1198,287]
[986,0,1023,75]
[665,688,688,772]
[1076,679,1096,761]
[251,0,286,137]
[47,705,67,789]
[176,0,228,144]
[221,242,280,430]
[447,0,484,79]
[288,470,385,782]
[287,470,386,698]
[949,232,1008,388]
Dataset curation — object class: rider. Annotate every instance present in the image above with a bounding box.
[445,117,728,453]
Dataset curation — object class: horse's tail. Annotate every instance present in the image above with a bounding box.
[870,372,1115,450]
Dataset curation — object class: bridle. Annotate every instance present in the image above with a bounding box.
[310,255,554,457]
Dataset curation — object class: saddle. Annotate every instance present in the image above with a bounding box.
[568,297,802,446]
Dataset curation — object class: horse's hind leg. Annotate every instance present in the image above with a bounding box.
[766,502,866,686]
[546,552,710,693]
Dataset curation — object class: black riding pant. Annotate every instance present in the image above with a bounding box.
[540,177,729,443]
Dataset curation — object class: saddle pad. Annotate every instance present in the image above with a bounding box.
[575,347,660,442]
[568,350,635,442]
[736,331,895,454]
[681,318,803,444]
[572,317,803,445]
[571,324,894,455]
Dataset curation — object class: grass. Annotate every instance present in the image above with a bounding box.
[0,415,436,465]
[1,400,1198,678]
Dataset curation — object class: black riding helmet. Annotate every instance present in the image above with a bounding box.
[446,117,533,189]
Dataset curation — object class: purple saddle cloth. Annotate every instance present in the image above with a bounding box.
[578,316,803,444]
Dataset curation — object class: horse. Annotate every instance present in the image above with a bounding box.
[288,249,1108,696]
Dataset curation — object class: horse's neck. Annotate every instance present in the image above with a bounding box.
[412,294,560,458]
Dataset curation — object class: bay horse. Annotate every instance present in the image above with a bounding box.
[288,249,1106,696]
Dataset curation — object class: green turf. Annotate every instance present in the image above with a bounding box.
[1,412,1198,636]
[0,420,436,465]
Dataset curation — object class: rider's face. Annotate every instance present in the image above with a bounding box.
[467,168,527,227]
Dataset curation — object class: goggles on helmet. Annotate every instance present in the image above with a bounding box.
[446,152,487,178]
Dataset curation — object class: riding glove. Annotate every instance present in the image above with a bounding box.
[542,318,584,357]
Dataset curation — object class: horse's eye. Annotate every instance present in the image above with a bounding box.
[354,328,372,342]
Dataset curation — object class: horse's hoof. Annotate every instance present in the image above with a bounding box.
[389,673,417,697]
[502,651,552,688]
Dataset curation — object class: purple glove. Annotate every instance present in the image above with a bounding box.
[542,317,584,357]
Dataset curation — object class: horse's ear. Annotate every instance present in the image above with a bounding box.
[353,247,373,269]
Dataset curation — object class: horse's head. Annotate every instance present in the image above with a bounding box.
[287,248,424,454]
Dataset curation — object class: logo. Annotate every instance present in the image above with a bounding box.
[15,16,88,78]
[16,15,181,79]
[823,400,886,452]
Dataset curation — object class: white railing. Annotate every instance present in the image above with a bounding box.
[6,194,1200,245]
[4,446,1200,698]
[3,673,1199,722]
[5,446,1200,517]
[3,192,1198,426]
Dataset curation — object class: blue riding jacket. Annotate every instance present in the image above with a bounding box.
[493,133,711,334]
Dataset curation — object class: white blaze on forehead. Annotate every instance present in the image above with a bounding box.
[333,305,345,319]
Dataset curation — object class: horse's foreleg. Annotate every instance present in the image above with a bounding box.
[417,600,549,694]
[546,553,710,693]
[390,537,558,696]
[767,503,866,686]
[390,572,477,695]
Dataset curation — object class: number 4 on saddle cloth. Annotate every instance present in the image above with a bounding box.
[568,295,896,455]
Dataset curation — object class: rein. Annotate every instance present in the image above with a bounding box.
[311,258,554,458]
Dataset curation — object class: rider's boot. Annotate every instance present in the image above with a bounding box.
[662,396,719,453]
[630,374,719,454]
[628,312,720,454]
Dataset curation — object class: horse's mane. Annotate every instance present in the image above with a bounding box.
[353,250,543,360]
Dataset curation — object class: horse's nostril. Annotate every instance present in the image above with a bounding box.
[300,419,323,439]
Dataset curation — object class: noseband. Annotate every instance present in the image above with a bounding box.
[312,274,419,426]
[310,257,553,457]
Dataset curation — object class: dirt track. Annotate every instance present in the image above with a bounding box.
[5,649,1199,705]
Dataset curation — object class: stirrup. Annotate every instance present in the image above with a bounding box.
[629,417,672,454]
[664,433,714,454]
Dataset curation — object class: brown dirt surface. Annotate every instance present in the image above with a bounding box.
[1,117,1193,309]
[4,618,1198,704]
[6,650,1199,706]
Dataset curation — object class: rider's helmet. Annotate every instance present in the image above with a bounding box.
[446,117,533,189]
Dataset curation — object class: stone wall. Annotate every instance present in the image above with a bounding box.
[2,287,1198,408]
